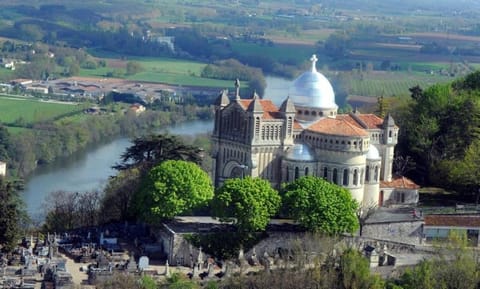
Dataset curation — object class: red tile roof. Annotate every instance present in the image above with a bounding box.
[425,214,480,227]
[238,99,282,119]
[381,176,420,189]
[338,113,385,130]
[306,117,369,137]
[293,120,302,130]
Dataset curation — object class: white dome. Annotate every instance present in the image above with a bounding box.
[366,145,381,160]
[290,55,337,109]
[285,143,315,161]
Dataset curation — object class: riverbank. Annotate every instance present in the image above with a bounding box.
[21,119,214,219]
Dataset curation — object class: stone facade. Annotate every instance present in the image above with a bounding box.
[212,55,401,206]
[362,220,424,245]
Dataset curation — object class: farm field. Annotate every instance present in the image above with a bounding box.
[80,56,233,88]
[0,95,85,126]
[337,71,453,97]
[230,41,314,64]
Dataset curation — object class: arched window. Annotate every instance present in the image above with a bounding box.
[295,167,299,180]
[365,165,370,182]
[389,131,392,137]
[305,167,309,176]
[323,167,328,179]
[287,117,292,135]
[374,166,379,181]
[286,167,290,182]
[333,169,338,184]
[343,169,349,186]
[353,169,359,186]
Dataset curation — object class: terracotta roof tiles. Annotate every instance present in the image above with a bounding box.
[425,215,480,227]
[238,99,282,119]
[380,176,420,189]
[306,117,369,137]
[337,114,385,130]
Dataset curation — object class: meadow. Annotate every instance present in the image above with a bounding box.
[338,71,453,97]
[0,95,86,126]
[80,56,233,88]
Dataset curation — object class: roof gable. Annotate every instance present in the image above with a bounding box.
[238,99,282,119]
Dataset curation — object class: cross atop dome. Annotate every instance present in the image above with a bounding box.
[310,54,318,72]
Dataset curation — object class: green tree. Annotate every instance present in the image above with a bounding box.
[160,272,199,289]
[100,168,141,222]
[339,249,384,289]
[211,177,281,232]
[136,160,213,222]
[398,231,479,289]
[445,139,480,203]
[114,134,204,173]
[0,177,27,252]
[126,61,144,75]
[97,273,157,289]
[398,79,480,187]
[282,176,358,234]
[324,32,352,59]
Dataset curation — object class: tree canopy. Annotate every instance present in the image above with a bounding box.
[282,176,358,234]
[136,160,213,222]
[396,73,480,190]
[0,178,28,251]
[212,177,281,232]
[114,134,204,173]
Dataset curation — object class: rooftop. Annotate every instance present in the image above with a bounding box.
[365,207,424,224]
[424,214,480,227]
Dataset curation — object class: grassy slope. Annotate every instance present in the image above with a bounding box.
[0,95,85,125]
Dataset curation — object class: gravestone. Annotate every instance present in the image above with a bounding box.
[126,255,137,272]
[237,248,247,267]
[97,253,109,269]
[138,256,149,271]
[248,248,258,266]
[192,262,198,279]
[197,247,203,267]
[223,261,231,278]
[207,263,214,278]
[164,260,170,277]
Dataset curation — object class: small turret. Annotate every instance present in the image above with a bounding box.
[280,96,295,114]
[248,91,263,113]
[382,114,397,145]
[214,89,230,107]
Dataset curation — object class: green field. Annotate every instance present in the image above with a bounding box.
[338,71,453,97]
[0,95,85,125]
[230,42,314,64]
[80,56,233,87]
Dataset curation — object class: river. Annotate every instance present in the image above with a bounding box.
[22,76,292,219]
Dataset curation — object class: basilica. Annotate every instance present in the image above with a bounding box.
[211,55,417,207]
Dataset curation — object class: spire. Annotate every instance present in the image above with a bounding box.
[248,91,263,112]
[235,78,241,100]
[383,113,395,127]
[214,89,230,107]
[310,54,318,72]
[280,96,295,113]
